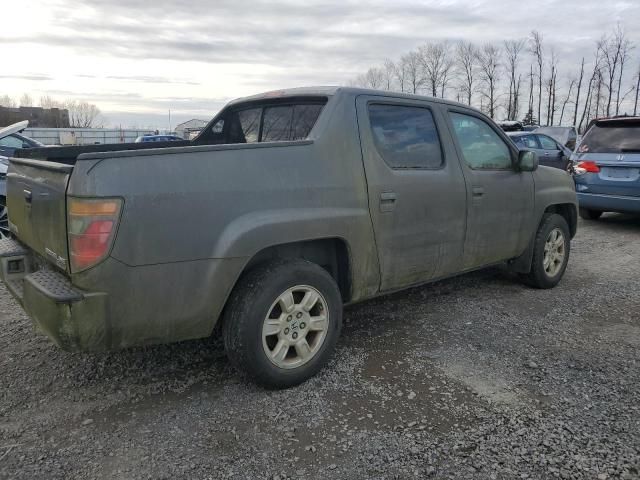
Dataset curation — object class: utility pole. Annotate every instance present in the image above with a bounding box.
[168,109,171,133]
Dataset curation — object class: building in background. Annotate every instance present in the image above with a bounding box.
[0,106,70,128]
[24,128,155,145]
[175,119,208,139]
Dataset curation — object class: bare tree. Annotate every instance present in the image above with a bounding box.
[578,51,603,133]
[420,41,453,98]
[19,93,33,107]
[39,96,63,109]
[545,49,558,125]
[504,39,526,120]
[598,25,626,117]
[382,59,396,90]
[529,31,544,126]
[573,58,586,126]
[525,64,536,123]
[393,56,409,93]
[615,33,633,115]
[402,50,425,94]
[634,66,640,116]
[353,67,385,89]
[66,100,102,128]
[455,41,478,106]
[0,95,16,108]
[477,43,501,119]
[559,78,576,125]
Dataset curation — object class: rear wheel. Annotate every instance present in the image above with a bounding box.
[222,259,342,388]
[521,213,571,289]
[579,208,603,220]
[0,196,9,240]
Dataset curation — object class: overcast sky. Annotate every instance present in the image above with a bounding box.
[2,0,639,128]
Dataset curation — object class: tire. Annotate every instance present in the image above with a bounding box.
[579,207,603,220]
[222,259,342,389]
[521,213,571,289]
[0,196,9,240]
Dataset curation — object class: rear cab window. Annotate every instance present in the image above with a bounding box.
[578,119,640,154]
[368,104,444,169]
[196,98,326,145]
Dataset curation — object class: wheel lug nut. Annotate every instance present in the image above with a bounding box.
[300,322,306,329]
[292,332,298,339]
[296,312,302,319]
[284,328,289,334]
[287,316,292,322]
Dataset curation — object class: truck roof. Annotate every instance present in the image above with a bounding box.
[228,86,478,111]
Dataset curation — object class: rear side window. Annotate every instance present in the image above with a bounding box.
[513,135,539,149]
[578,121,640,154]
[450,112,512,169]
[228,108,261,143]
[368,104,443,169]
[196,99,325,145]
[537,135,559,150]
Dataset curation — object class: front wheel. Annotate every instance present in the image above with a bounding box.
[579,208,603,220]
[222,259,342,388]
[521,213,571,289]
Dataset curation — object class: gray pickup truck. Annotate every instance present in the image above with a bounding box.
[0,87,577,388]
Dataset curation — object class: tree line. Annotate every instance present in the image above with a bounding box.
[350,25,638,133]
[0,94,102,128]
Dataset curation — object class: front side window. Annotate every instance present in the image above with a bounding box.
[537,135,559,150]
[368,104,443,169]
[450,113,512,169]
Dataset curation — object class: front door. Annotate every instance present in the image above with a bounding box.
[356,96,467,292]
[446,109,534,270]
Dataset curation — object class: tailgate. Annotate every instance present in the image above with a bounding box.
[574,153,640,197]
[6,158,71,272]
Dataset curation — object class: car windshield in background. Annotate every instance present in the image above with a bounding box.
[578,120,640,153]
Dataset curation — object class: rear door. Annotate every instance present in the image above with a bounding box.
[446,108,534,270]
[573,119,640,197]
[356,96,467,291]
[6,158,71,271]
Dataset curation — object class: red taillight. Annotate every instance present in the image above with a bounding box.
[68,198,122,272]
[576,161,600,173]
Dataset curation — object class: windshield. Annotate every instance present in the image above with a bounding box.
[578,121,640,153]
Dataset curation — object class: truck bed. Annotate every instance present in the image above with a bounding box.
[14,140,192,165]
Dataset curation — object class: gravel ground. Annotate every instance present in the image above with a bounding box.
[1,214,639,480]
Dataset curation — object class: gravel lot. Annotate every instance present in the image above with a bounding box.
[1,215,639,480]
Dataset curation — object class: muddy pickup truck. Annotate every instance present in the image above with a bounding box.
[0,87,577,388]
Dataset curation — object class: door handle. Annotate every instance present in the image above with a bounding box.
[23,189,32,203]
[380,192,396,212]
[472,186,484,197]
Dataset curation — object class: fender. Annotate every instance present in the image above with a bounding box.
[210,207,380,302]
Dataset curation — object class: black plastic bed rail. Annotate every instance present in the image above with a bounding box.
[14,140,192,165]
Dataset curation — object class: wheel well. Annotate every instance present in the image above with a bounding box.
[544,203,577,238]
[242,238,352,302]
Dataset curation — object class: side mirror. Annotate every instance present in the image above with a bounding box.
[517,150,538,172]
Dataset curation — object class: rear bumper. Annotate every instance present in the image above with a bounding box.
[576,192,640,213]
[0,237,108,351]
